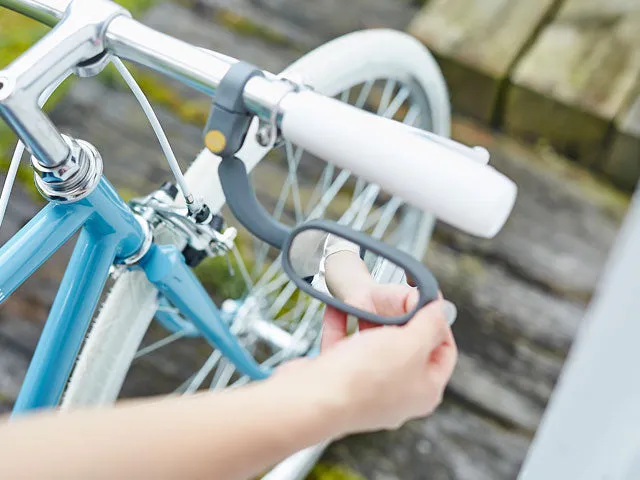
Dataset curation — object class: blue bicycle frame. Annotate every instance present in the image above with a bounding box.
[0,176,269,415]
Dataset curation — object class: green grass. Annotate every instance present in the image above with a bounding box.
[0,0,159,197]
[215,9,291,47]
[307,463,366,480]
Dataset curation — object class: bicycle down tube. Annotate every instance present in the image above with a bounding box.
[2,178,145,412]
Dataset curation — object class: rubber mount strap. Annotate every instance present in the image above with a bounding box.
[203,62,264,157]
[218,156,289,249]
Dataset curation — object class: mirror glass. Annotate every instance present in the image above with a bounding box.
[285,227,418,321]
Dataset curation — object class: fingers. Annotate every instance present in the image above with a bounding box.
[358,319,378,332]
[321,305,348,351]
[430,340,457,379]
[404,299,450,353]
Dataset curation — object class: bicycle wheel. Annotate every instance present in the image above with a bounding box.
[62,29,450,479]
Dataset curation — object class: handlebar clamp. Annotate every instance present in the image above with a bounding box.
[202,62,264,158]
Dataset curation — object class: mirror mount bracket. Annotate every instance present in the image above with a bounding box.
[202,61,291,249]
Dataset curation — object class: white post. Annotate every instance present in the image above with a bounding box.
[519,189,640,479]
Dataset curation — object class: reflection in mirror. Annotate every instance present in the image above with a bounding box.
[287,227,415,320]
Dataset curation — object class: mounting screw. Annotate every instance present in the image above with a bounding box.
[255,124,273,147]
[0,75,14,101]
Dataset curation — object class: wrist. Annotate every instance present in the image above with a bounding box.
[265,357,355,441]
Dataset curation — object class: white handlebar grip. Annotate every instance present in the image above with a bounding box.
[280,91,517,238]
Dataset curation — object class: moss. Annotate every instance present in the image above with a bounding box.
[0,11,47,68]
[307,463,365,480]
[0,12,45,197]
[117,187,141,203]
[215,10,290,47]
[98,63,209,125]
[194,253,251,302]
[116,0,158,15]
[530,139,630,220]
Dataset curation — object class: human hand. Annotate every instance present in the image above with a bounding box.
[311,285,457,434]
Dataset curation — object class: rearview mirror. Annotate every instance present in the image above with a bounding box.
[282,220,439,325]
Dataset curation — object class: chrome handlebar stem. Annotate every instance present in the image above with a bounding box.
[0,0,130,166]
[0,0,294,168]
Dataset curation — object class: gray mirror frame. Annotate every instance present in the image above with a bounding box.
[281,219,439,325]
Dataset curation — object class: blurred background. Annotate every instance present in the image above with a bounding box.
[0,0,638,478]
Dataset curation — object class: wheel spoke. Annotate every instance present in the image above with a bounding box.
[231,350,291,388]
[370,196,403,239]
[305,163,335,216]
[267,282,297,318]
[253,142,304,276]
[134,330,187,359]
[256,271,290,297]
[382,86,410,119]
[337,183,379,227]
[378,79,396,114]
[210,358,237,390]
[231,245,254,291]
[184,350,223,394]
[351,185,380,231]
[306,169,352,220]
[409,210,436,259]
[283,141,304,223]
[355,79,375,109]
[404,104,420,126]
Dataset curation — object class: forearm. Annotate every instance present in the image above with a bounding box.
[0,362,346,480]
[324,251,373,300]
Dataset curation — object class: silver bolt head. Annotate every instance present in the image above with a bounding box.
[255,125,273,147]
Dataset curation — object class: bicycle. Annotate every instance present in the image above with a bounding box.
[0,0,517,477]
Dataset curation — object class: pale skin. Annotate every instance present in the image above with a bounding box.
[0,251,457,480]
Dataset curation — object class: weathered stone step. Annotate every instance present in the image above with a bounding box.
[408,0,640,192]
[504,0,640,173]
[408,0,559,123]
[602,85,640,191]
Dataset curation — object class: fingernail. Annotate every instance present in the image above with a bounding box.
[442,300,457,325]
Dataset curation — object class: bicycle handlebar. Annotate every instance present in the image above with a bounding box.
[1,0,287,113]
[1,0,517,238]
[281,91,516,238]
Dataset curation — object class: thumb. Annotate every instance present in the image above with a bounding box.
[369,284,419,318]
[405,299,450,353]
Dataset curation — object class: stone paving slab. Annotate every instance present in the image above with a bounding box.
[327,399,530,480]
